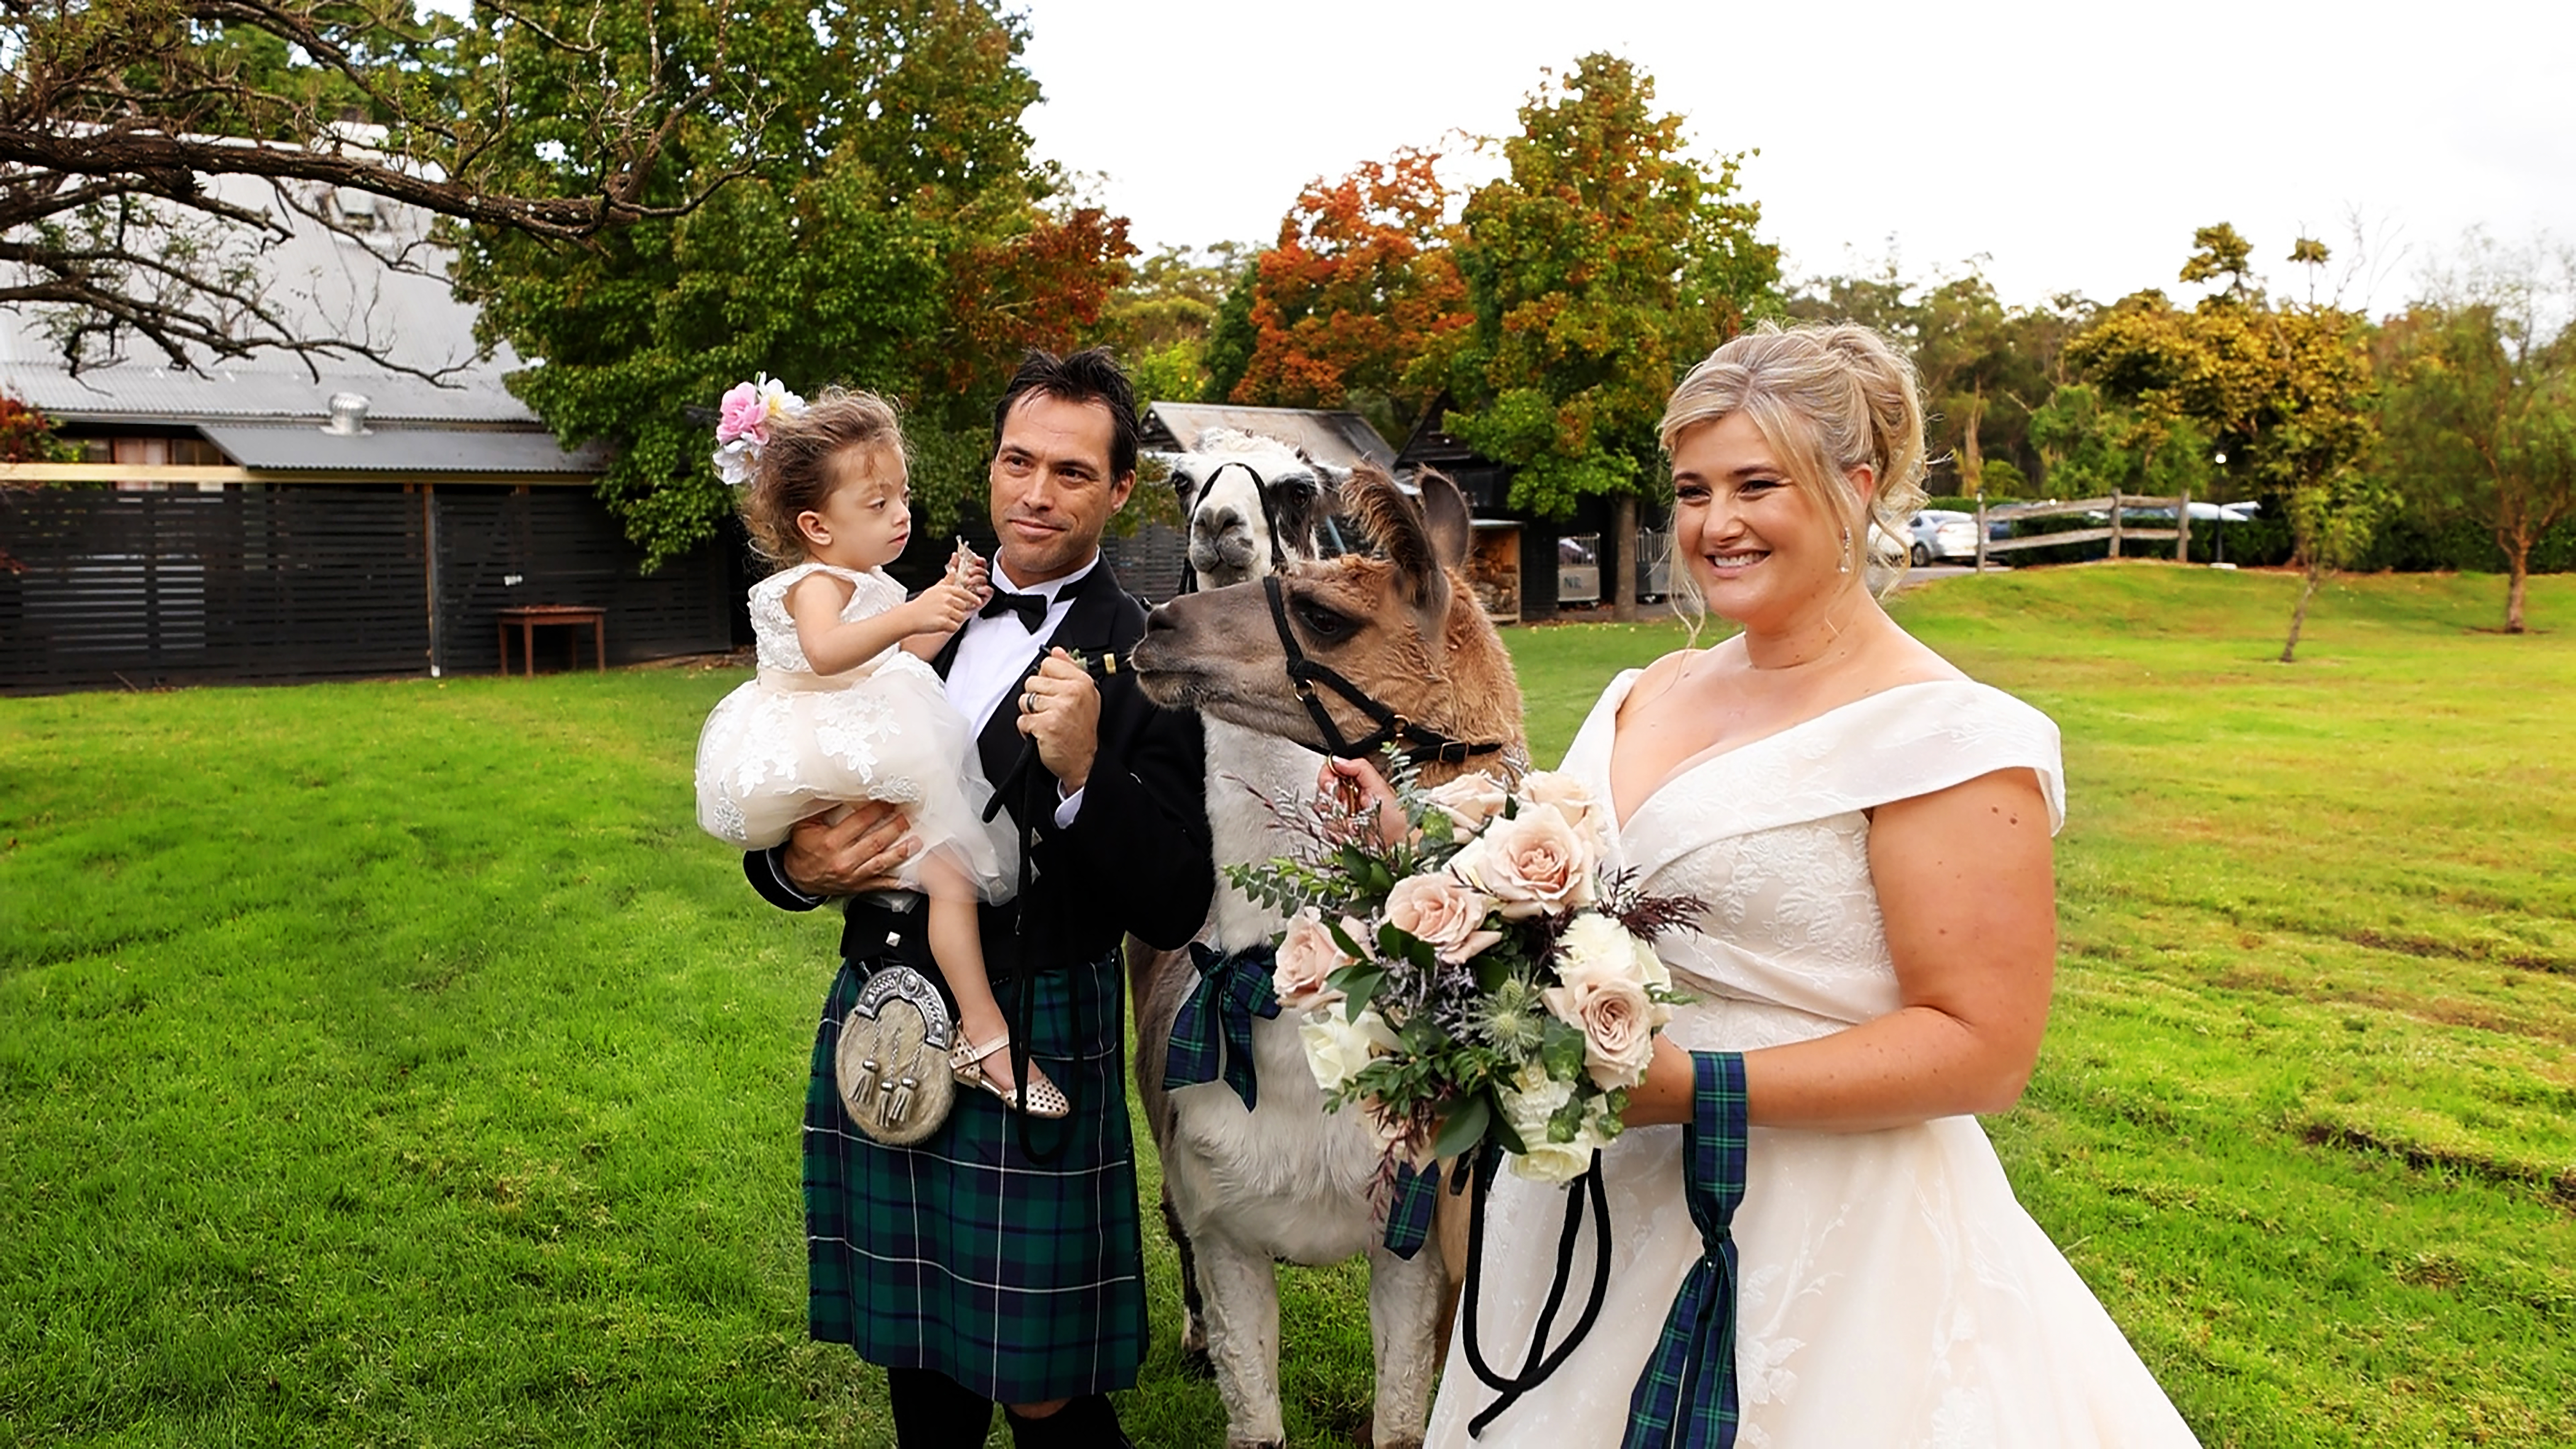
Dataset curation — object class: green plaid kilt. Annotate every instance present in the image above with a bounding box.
[803,950,1146,1403]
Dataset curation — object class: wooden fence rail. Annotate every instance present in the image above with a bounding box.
[1976,492,2191,572]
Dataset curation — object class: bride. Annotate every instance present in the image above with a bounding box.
[1387,323,2200,1446]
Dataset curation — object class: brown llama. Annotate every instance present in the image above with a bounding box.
[1129,465,1526,1449]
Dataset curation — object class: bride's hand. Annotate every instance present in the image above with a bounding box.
[1318,756,1408,850]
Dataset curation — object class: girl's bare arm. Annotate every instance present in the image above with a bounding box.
[790,573,972,675]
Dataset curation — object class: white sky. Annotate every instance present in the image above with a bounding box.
[1019,0,2576,313]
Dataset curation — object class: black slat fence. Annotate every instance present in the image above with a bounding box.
[1,484,730,693]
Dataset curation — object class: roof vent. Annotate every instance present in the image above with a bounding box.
[322,392,372,437]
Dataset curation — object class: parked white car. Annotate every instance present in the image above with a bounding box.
[1906,509,1982,565]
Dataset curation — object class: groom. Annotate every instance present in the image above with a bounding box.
[744,349,1213,1448]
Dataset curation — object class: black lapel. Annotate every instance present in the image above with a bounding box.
[968,557,1134,812]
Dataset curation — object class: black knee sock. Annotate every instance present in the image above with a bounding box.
[1003,1393,1131,1448]
[888,1367,995,1449]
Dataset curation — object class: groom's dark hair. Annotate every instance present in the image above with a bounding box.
[993,347,1140,482]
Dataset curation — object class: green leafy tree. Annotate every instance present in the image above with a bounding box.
[2026,383,2213,503]
[1103,243,1253,406]
[455,0,1132,564]
[2377,235,2576,633]
[1787,259,2088,498]
[2069,226,2383,661]
[1443,53,1777,620]
[0,0,751,374]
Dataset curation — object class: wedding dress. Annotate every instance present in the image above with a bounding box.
[693,562,1012,901]
[1426,675,2199,1447]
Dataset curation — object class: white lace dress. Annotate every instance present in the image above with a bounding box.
[1427,674,2199,1448]
[693,563,1013,901]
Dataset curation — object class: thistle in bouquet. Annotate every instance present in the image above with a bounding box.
[1227,760,1698,1184]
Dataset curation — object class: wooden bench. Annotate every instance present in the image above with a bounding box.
[497,605,606,675]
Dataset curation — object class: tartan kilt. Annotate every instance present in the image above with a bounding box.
[803,949,1146,1403]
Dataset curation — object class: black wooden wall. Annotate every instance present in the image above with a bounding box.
[0,484,730,694]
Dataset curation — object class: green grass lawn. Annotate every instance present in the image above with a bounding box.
[4,564,2572,1447]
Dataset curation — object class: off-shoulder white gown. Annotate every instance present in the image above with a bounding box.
[1427,674,2199,1448]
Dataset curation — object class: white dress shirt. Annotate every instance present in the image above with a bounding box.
[946,552,1098,827]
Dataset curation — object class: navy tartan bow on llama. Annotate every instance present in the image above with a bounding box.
[1622,1051,1750,1449]
[1163,943,1280,1110]
[1162,942,1443,1261]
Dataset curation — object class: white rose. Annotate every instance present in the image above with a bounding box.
[1272,913,1353,1011]
[1299,1007,1404,1097]
[1421,772,1511,837]
[1452,807,1598,920]
[1555,913,1676,1018]
[1498,1066,1592,1184]
[1555,912,1639,985]
[1384,872,1503,964]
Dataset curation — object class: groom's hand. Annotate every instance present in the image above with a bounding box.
[780,801,916,897]
[1019,648,1101,794]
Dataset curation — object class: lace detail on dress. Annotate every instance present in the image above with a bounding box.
[748,563,909,674]
[694,563,1011,894]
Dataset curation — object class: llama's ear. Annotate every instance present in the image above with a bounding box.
[1415,469,1471,573]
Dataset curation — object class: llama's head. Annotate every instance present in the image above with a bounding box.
[1133,465,1524,782]
[1166,427,1342,590]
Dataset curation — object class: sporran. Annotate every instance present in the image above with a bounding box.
[834,965,957,1146]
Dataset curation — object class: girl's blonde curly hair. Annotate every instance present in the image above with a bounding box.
[737,388,908,566]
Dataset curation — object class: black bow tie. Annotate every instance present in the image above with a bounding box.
[978,588,1051,632]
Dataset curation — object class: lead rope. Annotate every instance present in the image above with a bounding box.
[1460,1146,1615,1437]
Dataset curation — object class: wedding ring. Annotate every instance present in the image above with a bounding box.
[1021,690,1035,714]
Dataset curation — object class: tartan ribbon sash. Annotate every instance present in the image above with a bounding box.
[1622,1050,1750,1449]
[1162,942,1280,1110]
[1382,1159,1441,1260]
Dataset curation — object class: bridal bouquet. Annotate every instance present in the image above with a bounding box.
[1228,766,1697,1183]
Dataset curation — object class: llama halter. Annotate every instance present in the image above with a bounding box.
[1260,572,1509,769]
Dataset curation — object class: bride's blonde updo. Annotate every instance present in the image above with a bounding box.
[1658,321,1929,598]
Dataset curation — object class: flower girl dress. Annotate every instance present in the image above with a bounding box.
[695,562,1013,902]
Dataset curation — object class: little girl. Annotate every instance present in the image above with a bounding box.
[694,384,1065,1118]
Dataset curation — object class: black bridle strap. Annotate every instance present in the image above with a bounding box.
[1261,573,1507,768]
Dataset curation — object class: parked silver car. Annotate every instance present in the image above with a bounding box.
[1906,509,1982,565]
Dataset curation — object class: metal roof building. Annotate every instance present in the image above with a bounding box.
[0,175,730,692]
[1138,402,1397,472]
[0,169,597,482]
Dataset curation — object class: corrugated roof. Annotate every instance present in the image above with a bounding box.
[1142,402,1396,471]
[198,421,605,474]
[0,169,539,427]
[2,362,536,426]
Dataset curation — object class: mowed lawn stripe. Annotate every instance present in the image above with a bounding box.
[2,565,2570,1447]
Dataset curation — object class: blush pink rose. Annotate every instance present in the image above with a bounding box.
[1273,914,1354,1011]
[1421,772,1510,837]
[1452,807,1597,919]
[715,381,769,445]
[1542,971,1658,1090]
[1520,770,1607,852]
[1383,872,1502,964]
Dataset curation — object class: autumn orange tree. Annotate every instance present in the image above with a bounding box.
[1219,149,1470,442]
[1442,54,1776,619]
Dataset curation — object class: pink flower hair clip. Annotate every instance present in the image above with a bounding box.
[711,375,807,487]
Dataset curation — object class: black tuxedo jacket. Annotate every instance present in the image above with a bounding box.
[744,560,1213,980]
